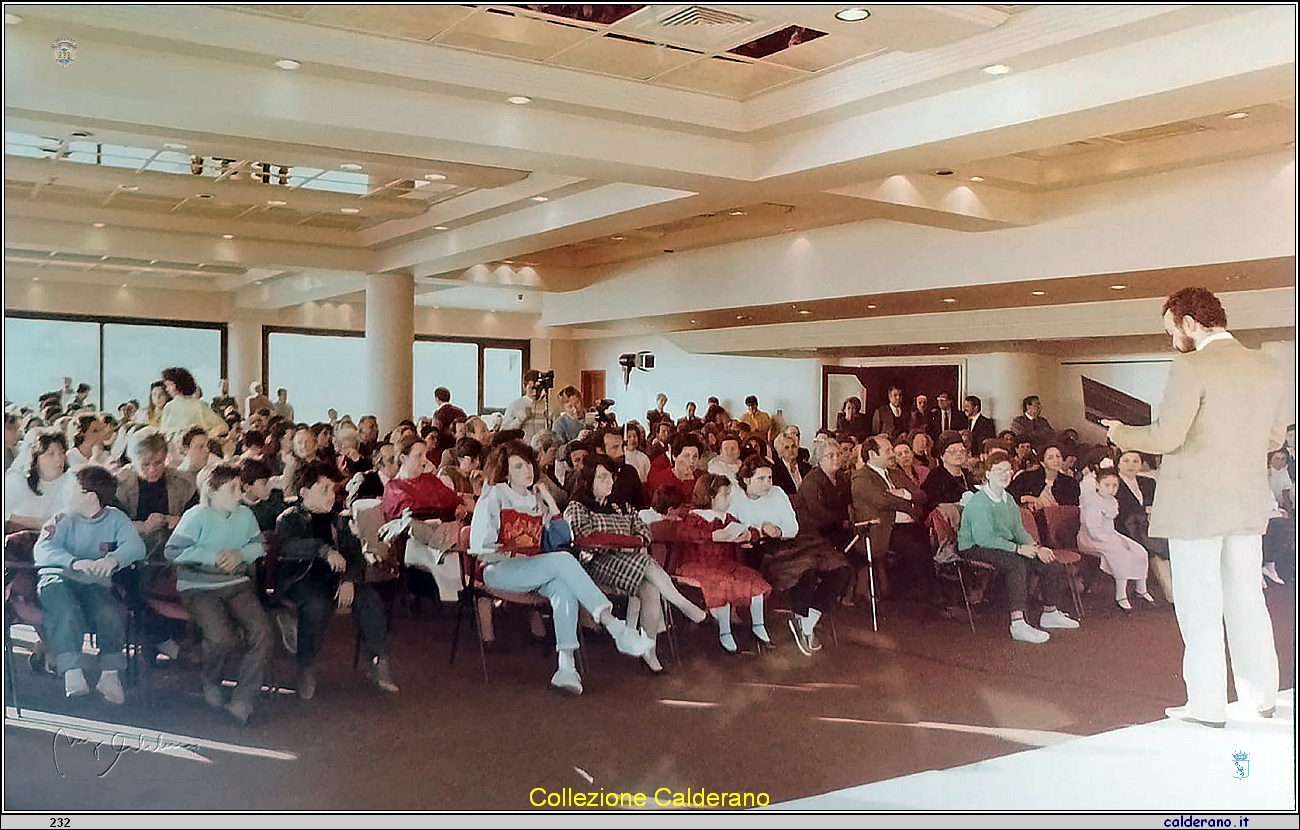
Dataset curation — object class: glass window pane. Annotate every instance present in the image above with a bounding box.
[102,324,222,414]
[413,341,479,419]
[482,348,523,411]
[267,332,367,424]
[3,317,100,411]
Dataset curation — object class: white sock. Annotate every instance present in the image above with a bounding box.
[557,649,576,673]
[749,595,765,628]
[1116,578,1129,602]
[801,608,822,636]
[712,606,733,637]
[1011,611,1025,623]
[1136,578,1149,595]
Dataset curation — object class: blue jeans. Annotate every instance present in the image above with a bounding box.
[37,576,127,674]
[483,553,613,652]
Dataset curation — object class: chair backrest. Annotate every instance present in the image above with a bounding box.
[1019,507,1043,545]
[1041,505,1081,550]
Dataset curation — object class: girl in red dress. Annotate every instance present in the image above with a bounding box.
[675,473,772,653]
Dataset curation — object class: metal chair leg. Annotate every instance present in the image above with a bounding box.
[4,622,22,718]
[957,563,976,634]
[662,598,680,666]
[863,536,879,633]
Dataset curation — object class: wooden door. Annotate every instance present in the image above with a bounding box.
[580,370,606,408]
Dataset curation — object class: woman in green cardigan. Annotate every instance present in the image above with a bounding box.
[957,450,1081,644]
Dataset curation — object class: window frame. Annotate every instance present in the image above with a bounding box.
[3,310,228,412]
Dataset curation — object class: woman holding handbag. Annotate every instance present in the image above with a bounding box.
[468,440,653,695]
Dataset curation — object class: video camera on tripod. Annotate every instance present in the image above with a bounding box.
[591,398,618,428]
[531,370,555,394]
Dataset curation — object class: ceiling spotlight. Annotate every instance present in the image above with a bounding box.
[982,64,1012,75]
[530,195,549,202]
[340,162,364,171]
[835,8,870,22]
[969,176,985,182]
[340,207,361,214]
[729,209,747,216]
[934,169,954,176]
[942,297,957,303]
[508,96,532,105]
[92,222,105,228]
[267,199,287,207]
[1225,111,1249,120]
[275,58,301,70]
[434,225,449,231]
[222,234,235,240]
[424,173,447,182]
[1110,284,1127,290]
[1031,290,1046,296]
[4,12,22,24]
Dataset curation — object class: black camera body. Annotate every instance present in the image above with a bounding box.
[533,370,556,394]
[591,397,618,428]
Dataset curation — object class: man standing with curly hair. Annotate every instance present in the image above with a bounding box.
[1104,287,1288,728]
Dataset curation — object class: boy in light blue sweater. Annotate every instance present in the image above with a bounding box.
[34,465,146,703]
[164,462,271,724]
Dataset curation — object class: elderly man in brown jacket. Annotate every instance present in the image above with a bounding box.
[1105,287,1288,728]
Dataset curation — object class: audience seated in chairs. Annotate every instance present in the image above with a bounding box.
[468,440,653,696]
[1078,462,1155,611]
[562,458,706,673]
[923,431,977,514]
[276,460,398,696]
[851,436,940,610]
[34,465,145,704]
[165,462,271,723]
[731,455,850,657]
[644,434,704,507]
[957,450,1080,644]
[1115,449,1173,601]
[674,474,771,654]
[771,433,810,496]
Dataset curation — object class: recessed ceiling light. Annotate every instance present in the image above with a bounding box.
[120,284,129,289]
[835,8,870,22]
[196,193,214,200]
[434,225,449,231]
[934,169,954,176]
[1031,290,1046,296]
[222,234,235,240]
[798,310,812,315]
[267,199,287,207]
[736,315,747,320]
[340,207,361,214]
[1110,284,1127,290]
[611,235,626,241]
[117,184,139,191]
[32,277,40,282]
[867,304,877,309]
[92,222,105,228]
[982,64,1012,76]
[938,346,950,351]
[275,59,301,70]
[69,130,93,139]
[729,210,746,216]
[508,96,531,105]
[424,173,447,182]
[942,298,958,303]
[340,162,363,171]
[1225,111,1249,120]
[969,176,985,182]
[530,196,549,202]
[689,319,696,324]
[162,142,187,151]
[4,12,22,24]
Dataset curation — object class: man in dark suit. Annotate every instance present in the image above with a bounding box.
[928,392,969,439]
[851,435,935,603]
[963,395,996,449]
[772,432,811,496]
[871,386,906,438]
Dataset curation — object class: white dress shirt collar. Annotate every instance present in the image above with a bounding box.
[1195,331,1234,351]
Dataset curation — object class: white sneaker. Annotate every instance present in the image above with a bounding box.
[64,667,90,698]
[550,668,583,695]
[96,670,125,705]
[1039,609,1080,630]
[607,619,654,658]
[1010,619,1050,643]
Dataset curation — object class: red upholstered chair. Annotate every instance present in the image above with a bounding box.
[928,506,994,634]
[5,529,45,716]
[1022,505,1084,620]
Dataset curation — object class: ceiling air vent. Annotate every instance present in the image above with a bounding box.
[1104,121,1207,144]
[659,6,753,26]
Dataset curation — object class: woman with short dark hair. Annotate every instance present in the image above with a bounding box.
[4,429,73,529]
[160,367,229,442]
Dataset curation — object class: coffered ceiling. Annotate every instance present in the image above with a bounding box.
[3,3,1295,339]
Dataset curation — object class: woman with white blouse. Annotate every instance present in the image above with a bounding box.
[469,440,653,695]
[159,367,229,443]
[4,430,74,529]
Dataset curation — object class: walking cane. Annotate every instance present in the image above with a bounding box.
[850,521,880,632]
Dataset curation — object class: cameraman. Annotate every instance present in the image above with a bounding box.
[502,369,552,442]
[553,386,586,444]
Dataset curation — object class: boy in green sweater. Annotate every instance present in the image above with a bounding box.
[165,462,272,724]
[958,450,1080,643]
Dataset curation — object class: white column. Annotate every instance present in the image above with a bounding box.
[227,319,261,412]
[365,272,415,432]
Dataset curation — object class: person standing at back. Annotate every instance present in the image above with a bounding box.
[1104,287,1288,728]
[245,382,272,421]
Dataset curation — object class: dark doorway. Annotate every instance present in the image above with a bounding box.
[823,365,961,432]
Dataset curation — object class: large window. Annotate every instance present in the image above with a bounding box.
[264,326,527,423]
[3,312,226,413]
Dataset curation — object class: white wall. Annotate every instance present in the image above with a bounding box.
[572,335,822,435]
